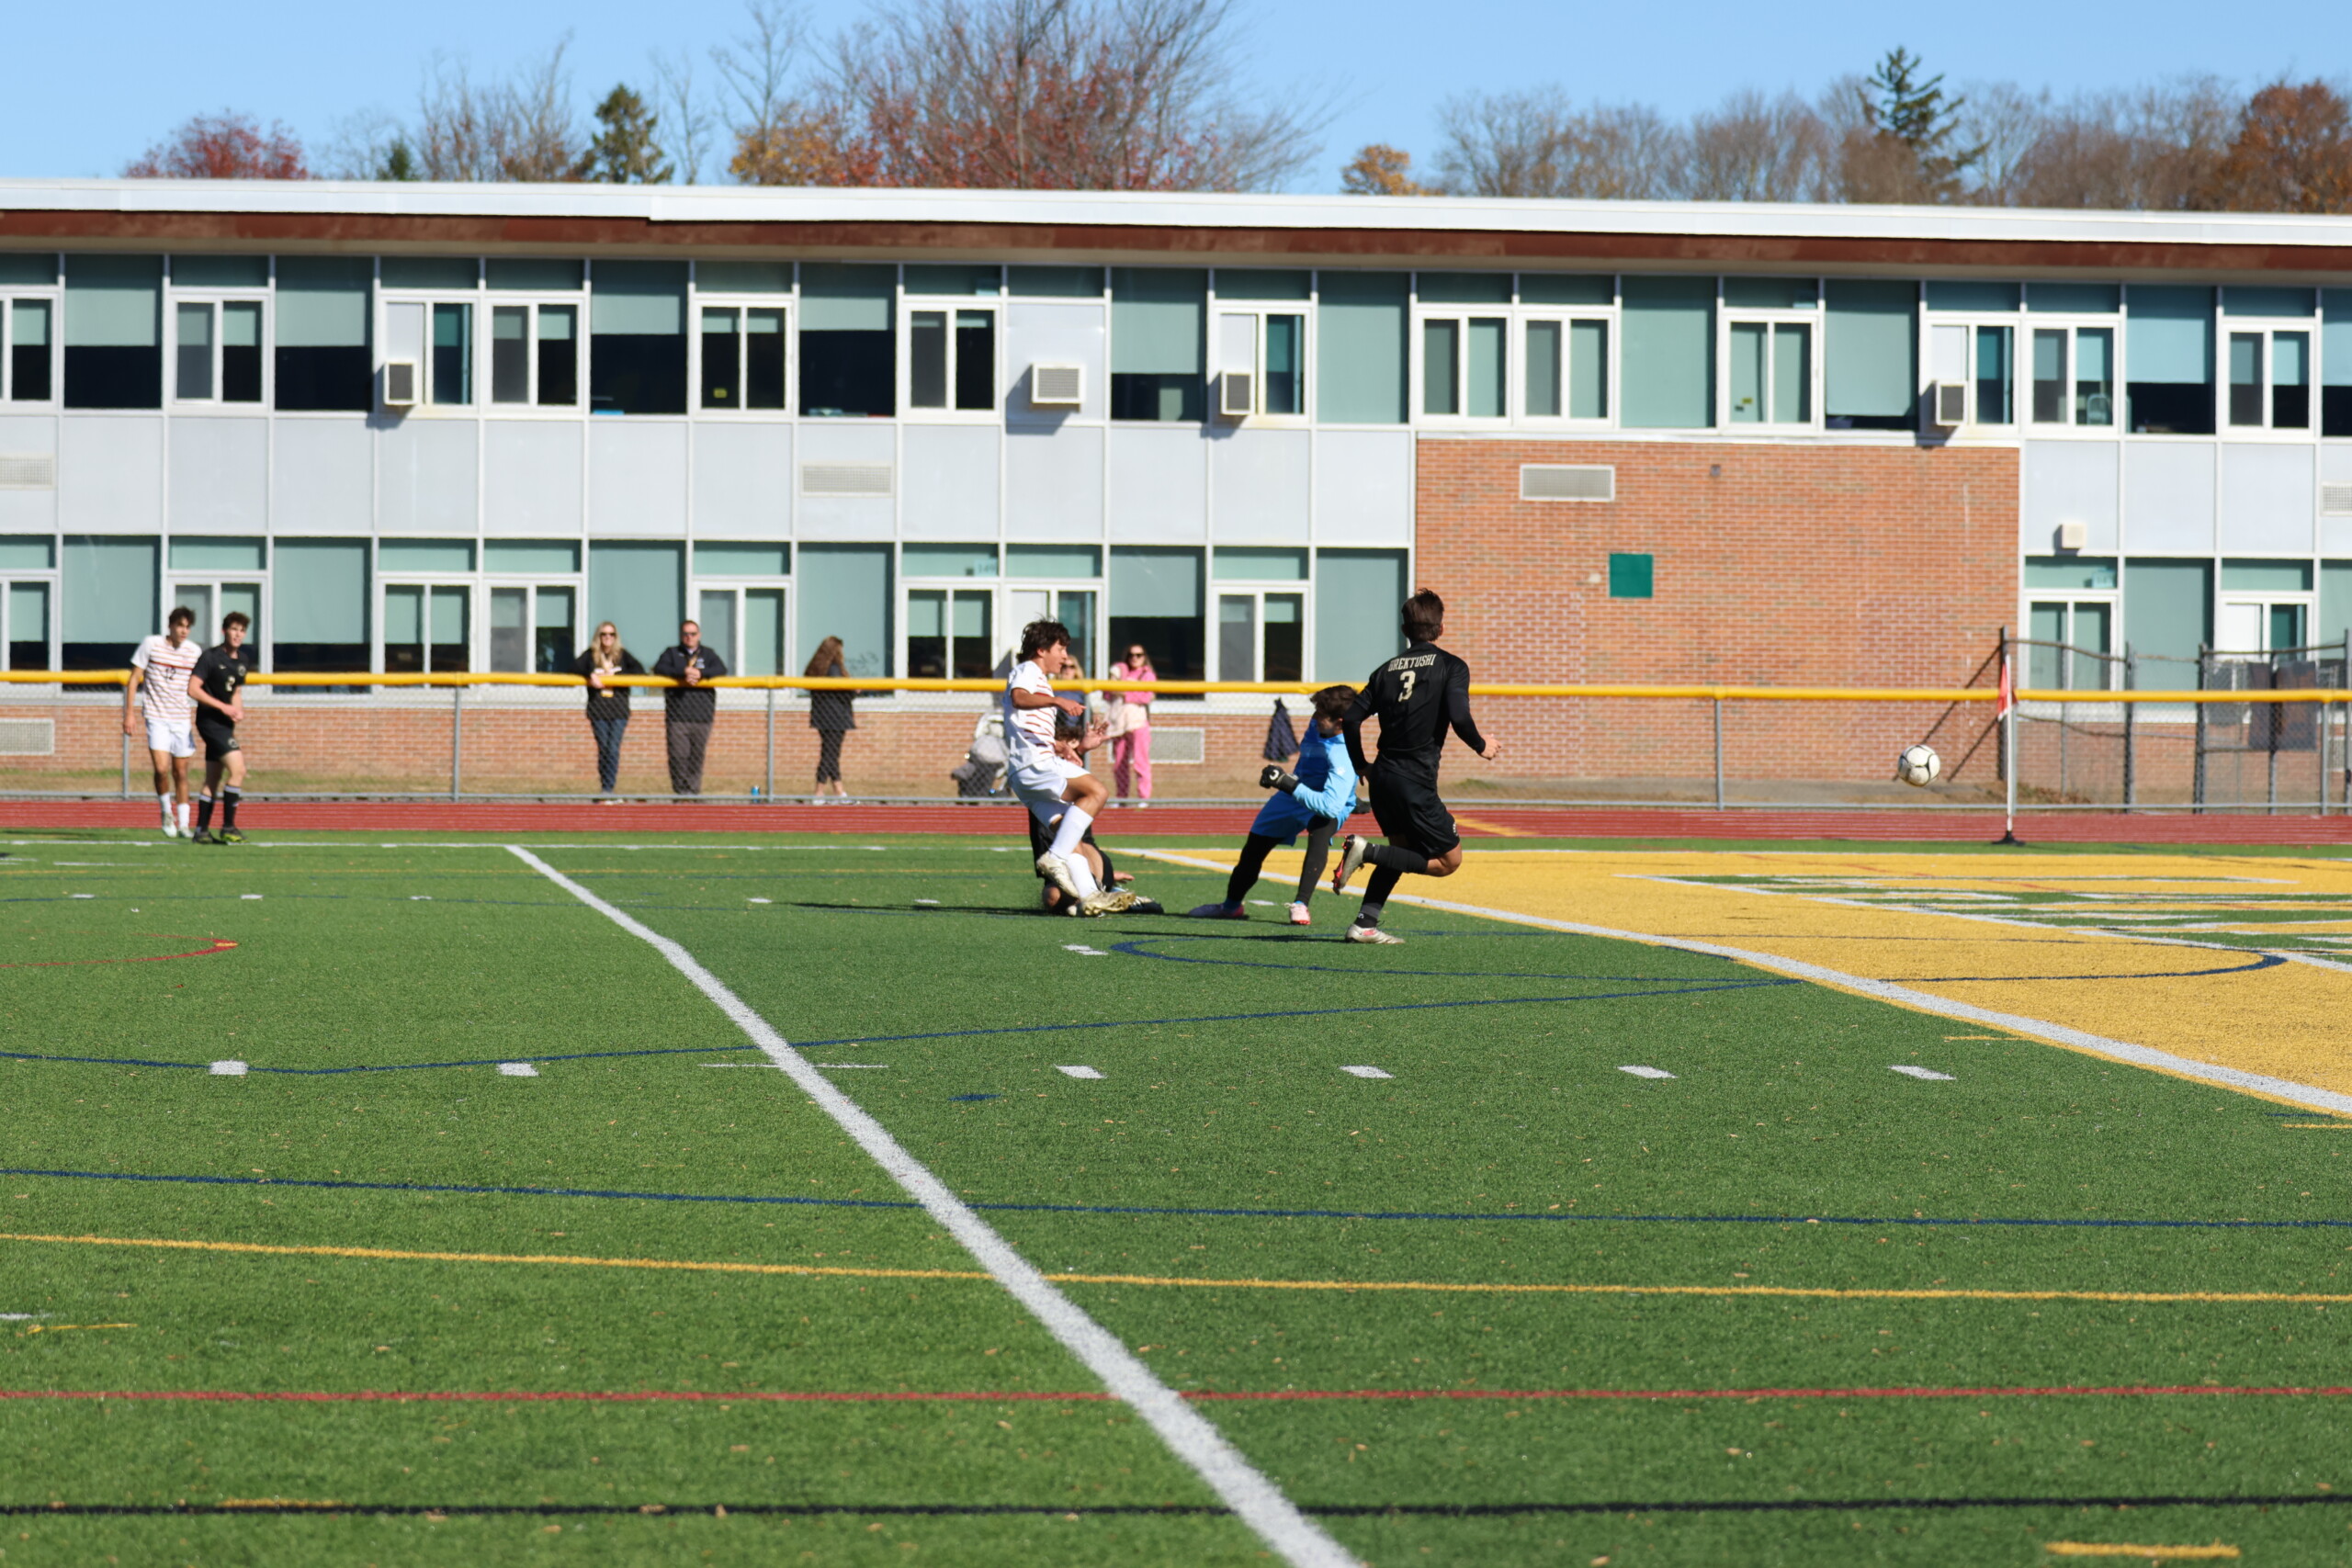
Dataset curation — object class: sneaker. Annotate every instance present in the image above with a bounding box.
[1344,922,1404,945]
[188,829,215,845]
[1127,896,1165,916]
[1330,834,1367,895]
[159,806,178,839]
[1080,888,1139,917]
[1035,852,1083,902]
[218,829,244,844]
[1287,902,1312,926]
[1186,901,1247,919]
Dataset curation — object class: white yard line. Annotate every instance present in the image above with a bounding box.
[504,844,1354,1568]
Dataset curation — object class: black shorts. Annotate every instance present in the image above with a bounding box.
[1369,766,1459,858]
[197,721,240,762]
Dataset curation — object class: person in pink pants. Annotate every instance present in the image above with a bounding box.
[1107,643,1156,805]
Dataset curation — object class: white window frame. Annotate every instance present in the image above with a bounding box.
[2023,317,2120,434]
[1210,581,1310,684]
[1515,309,1616,428]
[0,570,60,671]
[482,578,587,675]
[688,578,793,679]
[380,291,482,415]
[691,297,793,418]
[0,288,61,407]
[1929,319,2021,431]
[899,579,1001,683]
[1001,582,1103,682]
[165,291,271,411]
[2215,588,2316,659]
[1413,306,1512,425]
[898,298,1001,421]
[1211,306,1309,423]
[1718,305,1821,430]
[485,299,586,413]
[375,574,477,676]
[164,574,269,670]
[2021,592,2121,692]
[2220,317,2319,436]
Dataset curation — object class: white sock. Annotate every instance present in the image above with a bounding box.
[1069,858,1100,897]
[1048,805,1093,861]
[176,801,192,829]
[158,795,173,818]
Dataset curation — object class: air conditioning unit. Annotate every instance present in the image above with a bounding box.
[1219,369,1256,418]
[1932,381,1966,426]
[382,360,419,408]
[1029,363,1083,408]
[2056,520,2088,552]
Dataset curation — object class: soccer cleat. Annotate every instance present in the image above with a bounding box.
[1080,888,1138,917]
[1127,896,1165,916]
[1345,922,1403,945]
[1330,834,1367,894]
[1035,852,1083,902]
[1287,901,1312,926]
[188,829,215,845]
[159,804,178,838]
[218,829,244,844]
[1186,901,1247,919]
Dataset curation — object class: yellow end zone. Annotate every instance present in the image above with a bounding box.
[1148,846,2352,1106]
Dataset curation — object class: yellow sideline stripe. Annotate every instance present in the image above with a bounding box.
[2043,1544,2239,1560]
[6,1233,2350,1307]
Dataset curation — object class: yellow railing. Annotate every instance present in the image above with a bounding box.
[0,670,2343,703]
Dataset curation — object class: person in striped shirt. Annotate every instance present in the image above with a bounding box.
[124,606,200,839]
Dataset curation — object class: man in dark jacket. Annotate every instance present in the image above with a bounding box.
[651,620,729,795]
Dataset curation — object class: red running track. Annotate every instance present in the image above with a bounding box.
[8,800,2352,843]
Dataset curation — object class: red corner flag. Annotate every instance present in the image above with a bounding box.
[1996,654,2015,716]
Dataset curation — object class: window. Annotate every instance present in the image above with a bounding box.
[2029,326,2114,427]
[1214,310,1304,418]
[167,537,266,660]
[269,539,368,671]
[1973,326,2013,424]
[1524,317,1608,421]
[693,543,790,677]
[699,305,787,412]
[590,262,687,415]
[907,588,994,679]
[172,300,265,404]
[1315,272,1408,424]
[1108,547,1201,681]
[63,254,162,410]
[2216,560,2313,656]
[908,306,996,413]
[1419,315,1505,419]
[1314,548,1406,682]
[382,583,469,673]
[1215,591,1304,682]
[1823,279,1916,432]
[2226,328,2311,431]
[1725,321,1811,425]
[275,257,371,412]
[1110,268,1204,422]
[2123,286,2212,435]
[486,585,576,673]
[489,303,579,407]
[5,298,53,401]
[383,299,474,409]
[795,543,892,678]
[2025,597,2115,691]
[1006,586,1098,677]
[2325,290,2352,438]
[799,265,895,419]
[61,536,156,670]
[1620,276,1713,429]
[0,536,55,671]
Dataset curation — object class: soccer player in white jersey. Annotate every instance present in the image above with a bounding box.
[1003,618,1128,917]
[124,605,201,839]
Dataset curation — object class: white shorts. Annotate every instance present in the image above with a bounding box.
[1009,751,1086,812]
[144,716,196,760]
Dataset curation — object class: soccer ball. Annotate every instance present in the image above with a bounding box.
[1895,743,1941,787]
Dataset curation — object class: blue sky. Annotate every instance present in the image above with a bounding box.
[16,0,2345,189]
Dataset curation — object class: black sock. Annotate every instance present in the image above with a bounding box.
[1355,866,1403,926]
[1365,843,1428,875]
[195,794,215,830]
[221,789,240,829]
[1226,834,1276,908]
[1295,821,1335,904]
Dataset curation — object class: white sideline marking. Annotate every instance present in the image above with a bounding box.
[812,1063,889,1069]
[1619,1065,1677,1079]
[1889,1065,1956,1081]
[409,895,432,901]
[915,898,941,906]
[1249,899,1280,908]
[240,894,263,900]
[1062,944,1108,956]
[1340,1065,1393,1079]
[505,844,1351,1568]
[496,1063,538,1077]
[209,1060,248,1077]
[1055,1065,1105,1079]
[746,897,772,904]
[69,893,93,900]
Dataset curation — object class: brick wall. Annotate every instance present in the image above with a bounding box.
[1414,437,2018,788]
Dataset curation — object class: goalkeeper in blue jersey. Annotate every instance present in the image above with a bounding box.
[1188,684,1360,926]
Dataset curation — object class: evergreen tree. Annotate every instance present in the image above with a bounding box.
[576,85,673,184]
[1862,47,1985,199]
[379,138,420,182]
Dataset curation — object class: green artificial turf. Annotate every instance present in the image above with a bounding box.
[4,831,2352,1565]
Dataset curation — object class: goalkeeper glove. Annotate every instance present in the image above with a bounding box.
[1258,763,1299,793]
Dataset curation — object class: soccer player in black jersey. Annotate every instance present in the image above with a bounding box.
[1328,589,1500,944]
[187,612,253,845]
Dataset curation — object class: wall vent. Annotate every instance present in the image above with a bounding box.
[2323,482,2352,517]
[382,360,418,407]
[798,462,894,498]
[0,455,56,491]
[1151,727,1206,765]
[1030,363,1084,407]
[0,718,54,755]
[1520,464,1615,502]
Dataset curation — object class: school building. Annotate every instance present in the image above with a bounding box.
[0,180,2346,795]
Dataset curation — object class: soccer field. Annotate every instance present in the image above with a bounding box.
[8,831,2352,1566]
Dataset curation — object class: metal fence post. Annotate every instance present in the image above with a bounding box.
[1712,697,1724,809]
[2120,644,2136,812]
[451,684,463,802]
[119,681,130,798]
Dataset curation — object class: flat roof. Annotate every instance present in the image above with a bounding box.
[3,180,2349,279]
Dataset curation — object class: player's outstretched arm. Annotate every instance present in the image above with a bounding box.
[120,665,144,737]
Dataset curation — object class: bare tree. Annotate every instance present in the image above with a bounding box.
[413,39,583,182]
[1950,80,2047,204]
[1432,88,1683,199]
[715,0,814,182]
[650,48,716,183]
[1683,89,1831,201]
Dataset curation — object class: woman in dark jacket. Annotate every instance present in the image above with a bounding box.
[574,621,645,801]
[806,636,854,800]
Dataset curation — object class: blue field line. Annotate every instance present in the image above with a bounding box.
[7,1164,2351,1234]
[0,978,1794,1077]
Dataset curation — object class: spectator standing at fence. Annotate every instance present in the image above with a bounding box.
[805,636,855,801]
[573,621,644,803]
[1107,643,1156,806]
[652,620,728,796]
[125,605,200,839]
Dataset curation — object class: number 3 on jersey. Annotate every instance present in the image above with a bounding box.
[1397,669,1418,703]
